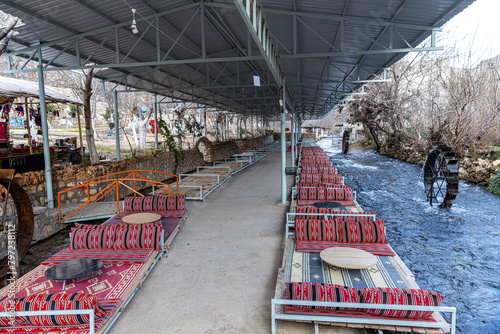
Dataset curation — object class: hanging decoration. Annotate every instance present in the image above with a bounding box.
[15,104,24,117]
[2,103,11,119]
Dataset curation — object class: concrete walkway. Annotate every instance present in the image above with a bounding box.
[109,149,365,334]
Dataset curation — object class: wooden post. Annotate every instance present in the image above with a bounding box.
[24,97,33,155]
[76,105,84,150]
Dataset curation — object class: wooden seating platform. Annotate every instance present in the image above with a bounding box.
[56,202,120,223]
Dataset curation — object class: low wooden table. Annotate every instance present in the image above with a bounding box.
[45,259,103,290]
[320,247,377,269]
[122,212,162,224]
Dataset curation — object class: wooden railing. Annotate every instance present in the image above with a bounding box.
[57,170,179,223]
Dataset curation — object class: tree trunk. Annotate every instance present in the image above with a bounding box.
[131,115,139,148]
[83,69,100,164]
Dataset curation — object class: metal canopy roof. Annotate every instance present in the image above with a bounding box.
[0,75,82,104]
[0,0,474,120]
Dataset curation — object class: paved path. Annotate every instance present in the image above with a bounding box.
[109,149,365,334]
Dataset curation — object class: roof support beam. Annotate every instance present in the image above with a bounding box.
[233,0,291,107]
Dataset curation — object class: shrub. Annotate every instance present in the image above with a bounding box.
[487,173,500,196]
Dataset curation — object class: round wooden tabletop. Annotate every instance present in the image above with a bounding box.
[320,247,377,269]
[122,212,162,224]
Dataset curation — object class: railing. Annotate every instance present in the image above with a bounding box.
[58,170,179,223]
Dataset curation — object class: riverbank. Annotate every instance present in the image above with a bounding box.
[365,142,500,189]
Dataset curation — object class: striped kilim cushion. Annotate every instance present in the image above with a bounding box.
[124,195,186,212]
[114,225,162,251]
[284,282,360,312]
[338,212,375,223]
[322,174,343,184]
[0,298,27,326]
[296,206,330,220]
[18,292,106,326]
[300,173,322,184]
[301,166,318,174]
[360,288,445,319]
[336,220,386,243]
[295,208,374,222]
[116,221,162,228]
[70,226,116,250]
[295,220,336,241]
[318,166,337,174]
[325,187,353,201]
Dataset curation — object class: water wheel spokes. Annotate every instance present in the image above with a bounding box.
[342,130,351,154]
[0,175,34,284]
[423,145,459,208]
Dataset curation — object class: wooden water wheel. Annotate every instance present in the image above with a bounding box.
[342,130,351,154]
[0,172,34,284]
[423,145,459,208]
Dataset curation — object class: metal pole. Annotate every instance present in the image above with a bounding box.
[24,97,32,155]
[291,112,295,168]
[244,118,247,138]
[37,66,54,209]
[154,94,158,150]
[215,112,219,141]
[76,105,84,152]
[204,109,207,137]
[251,114,253,137]
[280,88,286,204]
[280,109,286,204]
[113,90,120,161]
[297,117,302,141]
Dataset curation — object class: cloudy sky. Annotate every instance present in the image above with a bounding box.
[439,0,500,65]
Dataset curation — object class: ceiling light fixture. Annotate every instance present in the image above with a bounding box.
[131,8,139,34]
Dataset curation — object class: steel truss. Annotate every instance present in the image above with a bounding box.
[2,0,445,118]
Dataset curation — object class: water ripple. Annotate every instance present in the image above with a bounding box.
[320,141,500,334]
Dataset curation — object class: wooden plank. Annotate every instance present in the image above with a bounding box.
[392,252,416,280]
[425,329,446,334]
[396,326,413,332]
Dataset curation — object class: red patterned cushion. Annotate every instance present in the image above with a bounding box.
[0,298,27,326]
[114,225,162,251]
[322,174,342,184]
[325,187,353,201]
[319,166,337,174]
[295,220,336,242]
[117,221,162,228]
[70,225,116,250]
[284,282,360,312]
[336,212,375,223]
[360,288,445,319]
[123,196,150,211]
[74,223,99,229]
[336,220,386,243]
[124,195,186,211]
[18,292,106,326]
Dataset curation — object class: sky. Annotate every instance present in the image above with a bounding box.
[439,0,500,65]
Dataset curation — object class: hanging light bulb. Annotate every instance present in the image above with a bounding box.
[131,8,139,34]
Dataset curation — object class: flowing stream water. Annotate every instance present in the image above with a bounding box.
[317,139,500,334]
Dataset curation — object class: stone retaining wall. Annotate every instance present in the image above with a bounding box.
[17,149,204,207]
[13,136,276,242]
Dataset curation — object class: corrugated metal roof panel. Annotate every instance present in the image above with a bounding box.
[0,0,476,118]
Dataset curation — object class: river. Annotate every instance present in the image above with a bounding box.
[317,139,500,334]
